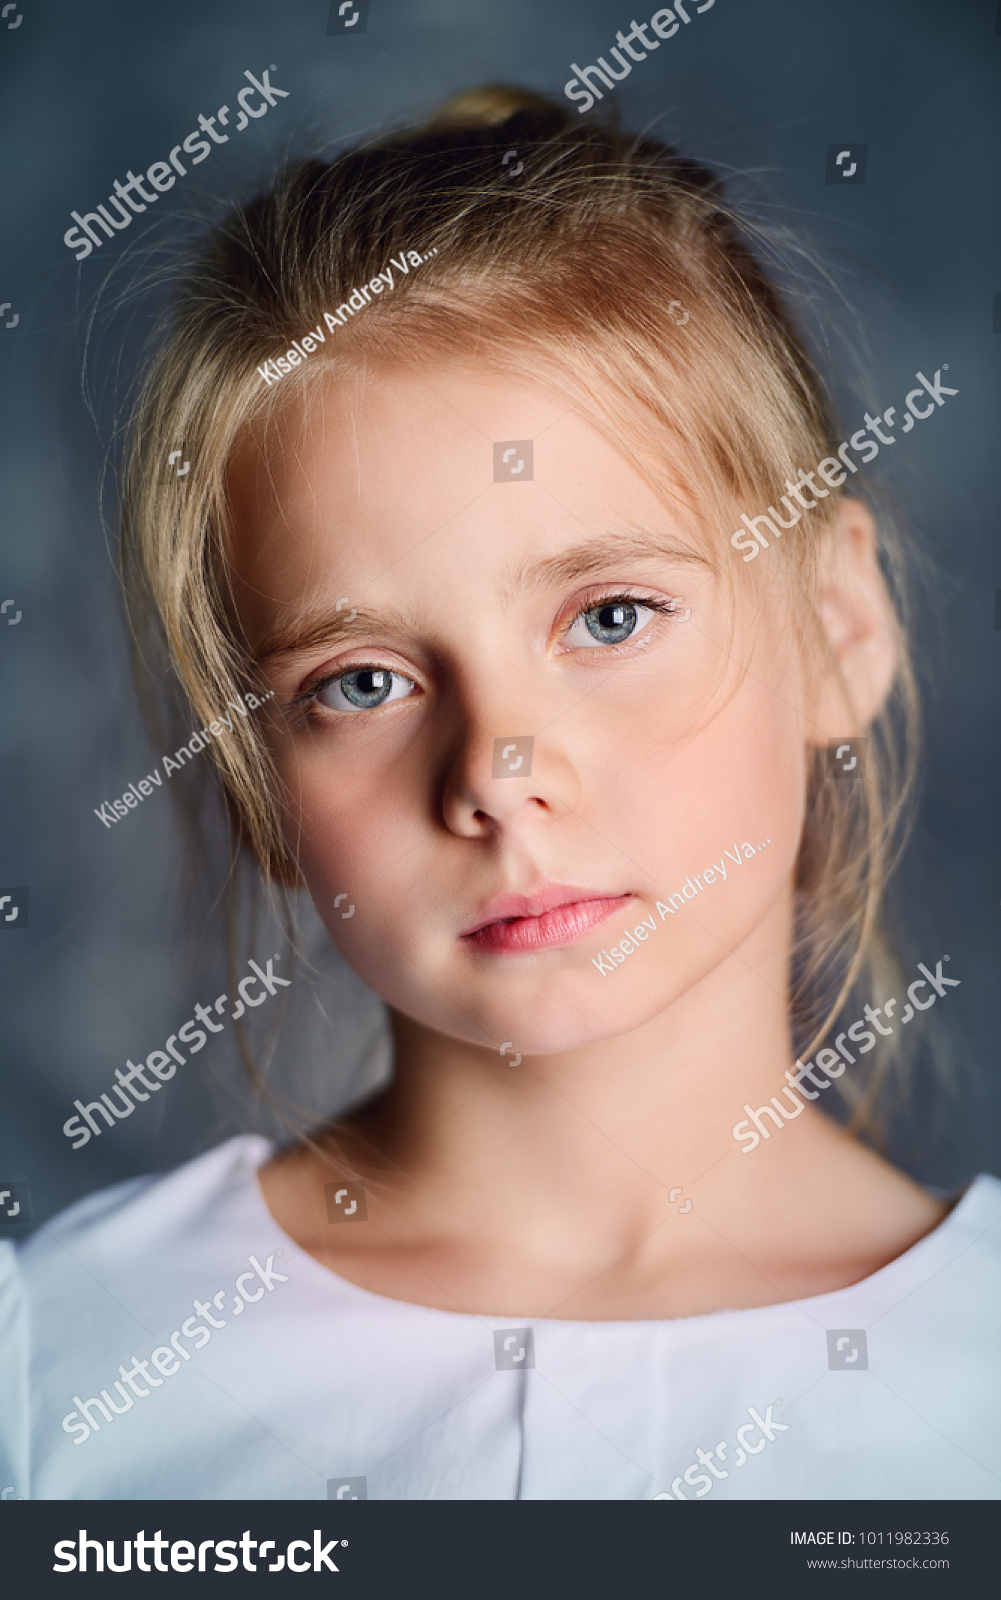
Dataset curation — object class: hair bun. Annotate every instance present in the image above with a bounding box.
[422,84,571,133]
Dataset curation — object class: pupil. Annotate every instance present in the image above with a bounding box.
[342,668,391,707]
[586,601,637,644]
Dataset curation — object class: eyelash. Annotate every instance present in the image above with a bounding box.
[557,590,684,651]
[292,590,686,719]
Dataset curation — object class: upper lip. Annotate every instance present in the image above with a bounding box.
[460,883,629,937]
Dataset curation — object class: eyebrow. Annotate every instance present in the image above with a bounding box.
[254,531,710,666]
[508,532,711,598]
[254,605,407,668]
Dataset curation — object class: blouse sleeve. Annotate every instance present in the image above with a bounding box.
[0,1241,29,1501]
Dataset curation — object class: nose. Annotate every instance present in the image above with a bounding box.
[441,719,580,838]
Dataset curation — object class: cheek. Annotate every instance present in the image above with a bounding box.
[279,750,464,1030]
[561,689,804,1049]
[585,648,806,862]
[273,735,427,938]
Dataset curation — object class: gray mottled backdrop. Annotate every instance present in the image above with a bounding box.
[1,0,999,1230]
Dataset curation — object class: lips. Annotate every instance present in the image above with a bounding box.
[461,885,633,954]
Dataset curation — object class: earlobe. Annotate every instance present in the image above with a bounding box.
[812,497,899,733]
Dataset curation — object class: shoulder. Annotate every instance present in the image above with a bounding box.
[21,1132,275,1254]
[16,1134,276,1327]
[833,1170,1001,1369]
[931,1171,1001,1262]
[862,1171,1001,1304]
[1,1136,281,1498]
[921,1171,1001,1304]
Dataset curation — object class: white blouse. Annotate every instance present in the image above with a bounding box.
[2,1136,999,1500]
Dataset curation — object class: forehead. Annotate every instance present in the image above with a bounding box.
[225,360,700,646]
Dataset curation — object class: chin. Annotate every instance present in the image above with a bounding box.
[439,977,669,1058]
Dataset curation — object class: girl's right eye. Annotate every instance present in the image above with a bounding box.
[311,667,417,714]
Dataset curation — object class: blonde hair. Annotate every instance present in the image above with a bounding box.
[121,86,921,1133]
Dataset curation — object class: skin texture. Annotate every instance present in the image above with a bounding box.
[229,359,945,1320]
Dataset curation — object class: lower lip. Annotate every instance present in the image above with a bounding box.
[462,895,633,955]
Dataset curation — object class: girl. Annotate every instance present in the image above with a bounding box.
[3,86,998,1502]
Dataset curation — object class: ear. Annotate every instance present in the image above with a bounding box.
[810,496,898,737]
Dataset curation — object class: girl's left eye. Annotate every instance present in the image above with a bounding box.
[311,667,417,713]
[563,597,660,650]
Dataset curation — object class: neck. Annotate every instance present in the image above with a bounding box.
[283,893,944,1319]
[344,894,830,1245]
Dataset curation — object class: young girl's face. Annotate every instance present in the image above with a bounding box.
[229,360,811,1054]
